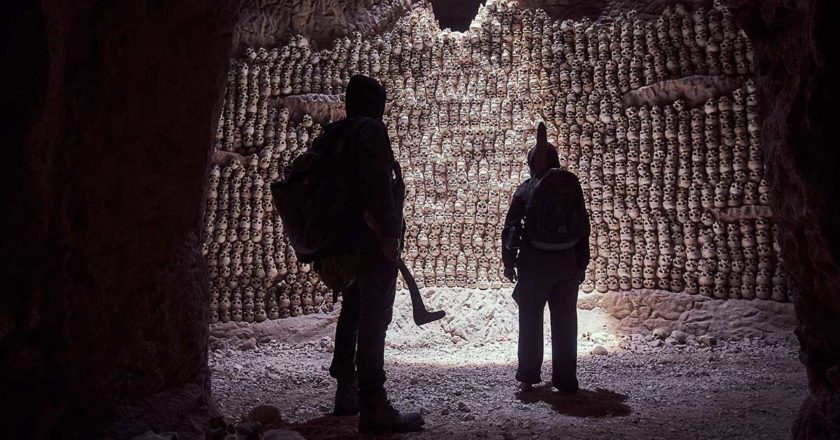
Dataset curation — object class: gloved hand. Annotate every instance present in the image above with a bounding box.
[504,266,518,283]
[381,236,400,262]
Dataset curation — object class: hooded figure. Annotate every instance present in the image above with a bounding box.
[501,122,590,393]
[323,75,424,435]
[527,122,560,178]
[345,74,387,119]
[311,75,404,264]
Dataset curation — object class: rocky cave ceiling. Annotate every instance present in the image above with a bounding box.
[234,0,717,50]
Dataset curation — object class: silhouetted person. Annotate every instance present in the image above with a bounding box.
[501,122,591,394]
[322,75,424,434]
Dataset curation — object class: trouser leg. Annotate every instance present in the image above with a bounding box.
[330,283,361,382]
[516,285,547,384]
[548,279,579,391]
[355,253,398,397]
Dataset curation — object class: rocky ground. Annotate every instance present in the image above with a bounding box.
[209,289,805,440]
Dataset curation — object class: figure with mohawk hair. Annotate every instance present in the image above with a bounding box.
[501,122,591,394]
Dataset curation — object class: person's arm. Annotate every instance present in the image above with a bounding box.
[572,176,590,279]
[502,182,530,278]
[355,119,401,258]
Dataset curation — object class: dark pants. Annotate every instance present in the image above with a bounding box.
[515,278,579,390]
[513,243,580,391]
[329,252,397,397]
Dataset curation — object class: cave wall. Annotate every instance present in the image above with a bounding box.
[205,0,791,325]
[728,0,840,437]
[233,0,414,50]
[0,1,239,438]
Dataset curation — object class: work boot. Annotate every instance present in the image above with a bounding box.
[359,391,424,435]
[552,379,579,395]
[333,379,360,416]
[519,382,535,392]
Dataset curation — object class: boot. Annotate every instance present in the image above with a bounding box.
[359,391,424,435]
[519,382,534,392]
[552,378,580,395]
[333,379,360,416]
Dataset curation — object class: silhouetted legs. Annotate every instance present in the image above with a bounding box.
[330,282,360,384]
[548,279,579,392]
[516,292,545,385]
[516,278,579,391]
[329,253,397,397]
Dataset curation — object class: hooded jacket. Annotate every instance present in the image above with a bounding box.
[501,123,590,274]
[314,75,404,252]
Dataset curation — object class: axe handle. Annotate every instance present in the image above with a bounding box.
[365,211,445,326]
[397,258,430,314]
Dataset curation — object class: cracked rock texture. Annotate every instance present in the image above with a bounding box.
[211,287,795,351]
[579,290,795,338]
[283,94,347,124]
[0,1,239,438]
[233,0,414,50]
[622,75,745,108]
[729,0,840,437]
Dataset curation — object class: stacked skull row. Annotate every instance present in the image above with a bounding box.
[202,0,787,322]
[205,110,335,323]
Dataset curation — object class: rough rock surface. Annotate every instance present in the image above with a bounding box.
[233,0,414,50]
[622,75,745,108]
[518,0,712,21]
[210,310,805,440]
[728,0,840,437]
[210,288,795,351]
[579,290,796,338]
[709,205,774,222]
[283,94,346,124]
[0,1,239,438]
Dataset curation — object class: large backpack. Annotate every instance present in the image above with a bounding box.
[270,120,359,263]
[525,168,587,251]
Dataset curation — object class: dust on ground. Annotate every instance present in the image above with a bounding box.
[209,288,805,440]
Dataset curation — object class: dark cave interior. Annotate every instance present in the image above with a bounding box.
[1,0,839,439]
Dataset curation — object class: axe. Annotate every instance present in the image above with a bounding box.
[364,211,446,326]
[397,258,446,326]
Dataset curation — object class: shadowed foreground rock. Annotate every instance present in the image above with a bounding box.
[0,1,239,438]
[730,0,840,437]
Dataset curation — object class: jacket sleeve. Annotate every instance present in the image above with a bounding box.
[355,118,401,242]
[502,182,530,271]
[573,177,591,271]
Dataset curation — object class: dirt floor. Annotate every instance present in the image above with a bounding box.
[209,289,805,440]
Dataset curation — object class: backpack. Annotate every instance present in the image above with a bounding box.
[524,168,587,251]
[270,120,360,263]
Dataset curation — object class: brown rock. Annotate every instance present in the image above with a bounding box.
[240,338,258,351]
[732,2,840,437]
[698,335,718,348]
[591,345,609,356]
[247,404,284,428]
[1,1,239,438]
[652,328,670,340]
[263,429,306,440]
[670,330,690,345]
[622,75,744,108]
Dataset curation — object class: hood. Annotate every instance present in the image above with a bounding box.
[527,122,560,177]
[345,74,386,120]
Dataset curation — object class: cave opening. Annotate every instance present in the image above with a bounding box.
[3,0,839,439]
[208,1,803,439]
[429,0,486,32]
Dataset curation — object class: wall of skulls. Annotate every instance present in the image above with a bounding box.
[204,0,789,324]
